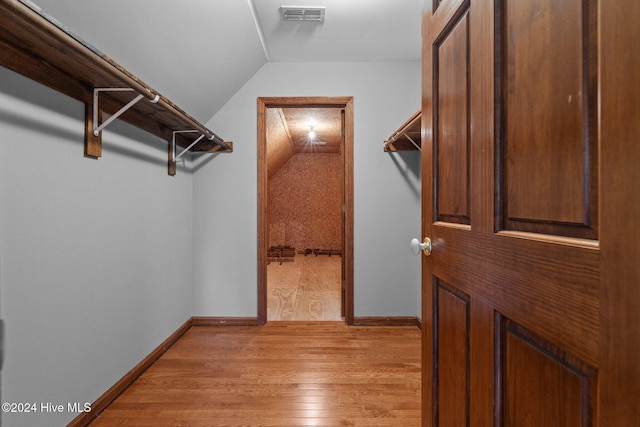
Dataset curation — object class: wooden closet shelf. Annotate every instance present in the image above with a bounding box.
[0,0,232,160]
[384,109,421,152]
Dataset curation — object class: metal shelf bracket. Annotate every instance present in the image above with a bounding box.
[93,88,159,136]
[171,130,216,161]
[403,132,421,151]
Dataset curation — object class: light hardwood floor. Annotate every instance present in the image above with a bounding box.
[268,255,342,321]
[89,322,421,426]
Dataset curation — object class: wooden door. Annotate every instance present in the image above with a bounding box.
[421,0,639,425]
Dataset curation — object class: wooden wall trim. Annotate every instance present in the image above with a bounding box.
[257,97,268,325]
[191,317,259,326]
[67,318,193,427]
[353,316,422,328]
[343,99,355,325]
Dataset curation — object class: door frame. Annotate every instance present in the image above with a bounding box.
[257,96,354,325]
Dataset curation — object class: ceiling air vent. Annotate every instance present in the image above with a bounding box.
[280,6,325,22]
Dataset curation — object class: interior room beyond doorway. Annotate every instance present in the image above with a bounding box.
[266,106,343,321]
[257,97,354,324]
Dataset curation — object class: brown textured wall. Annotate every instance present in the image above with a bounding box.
[268,153,342,251]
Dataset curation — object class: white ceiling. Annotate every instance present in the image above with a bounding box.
[252,0,423,62]
[28,0,423,123]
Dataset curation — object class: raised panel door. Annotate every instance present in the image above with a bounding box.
[420,0,614,425]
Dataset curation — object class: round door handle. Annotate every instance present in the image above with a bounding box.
[410,237,432,256]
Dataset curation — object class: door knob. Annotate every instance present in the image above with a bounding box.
[410,237,432,256]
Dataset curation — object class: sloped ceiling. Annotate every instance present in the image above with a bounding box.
[280,108,343,154]
[267,107,343,178]
[26,0,423,124]
[30,0,267,123]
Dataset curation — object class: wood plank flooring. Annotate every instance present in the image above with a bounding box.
[89,322,421,426]
[268,255,342,321]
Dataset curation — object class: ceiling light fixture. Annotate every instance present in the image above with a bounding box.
[281,6,325,22]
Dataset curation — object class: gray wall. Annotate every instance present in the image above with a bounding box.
[0,68,194,426]
[193,61,422,318]
[0,59,422,427]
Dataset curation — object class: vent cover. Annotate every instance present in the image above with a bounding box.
[280,6,325,22]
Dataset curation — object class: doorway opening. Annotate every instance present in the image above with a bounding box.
[257,97,354,325]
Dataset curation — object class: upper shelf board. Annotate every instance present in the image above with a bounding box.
[384,109,421,152]
[0,0,231,153]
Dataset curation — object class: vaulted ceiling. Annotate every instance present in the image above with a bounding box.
[267,107,344,178]
[28,0,424,123]
[279,108,343,154]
